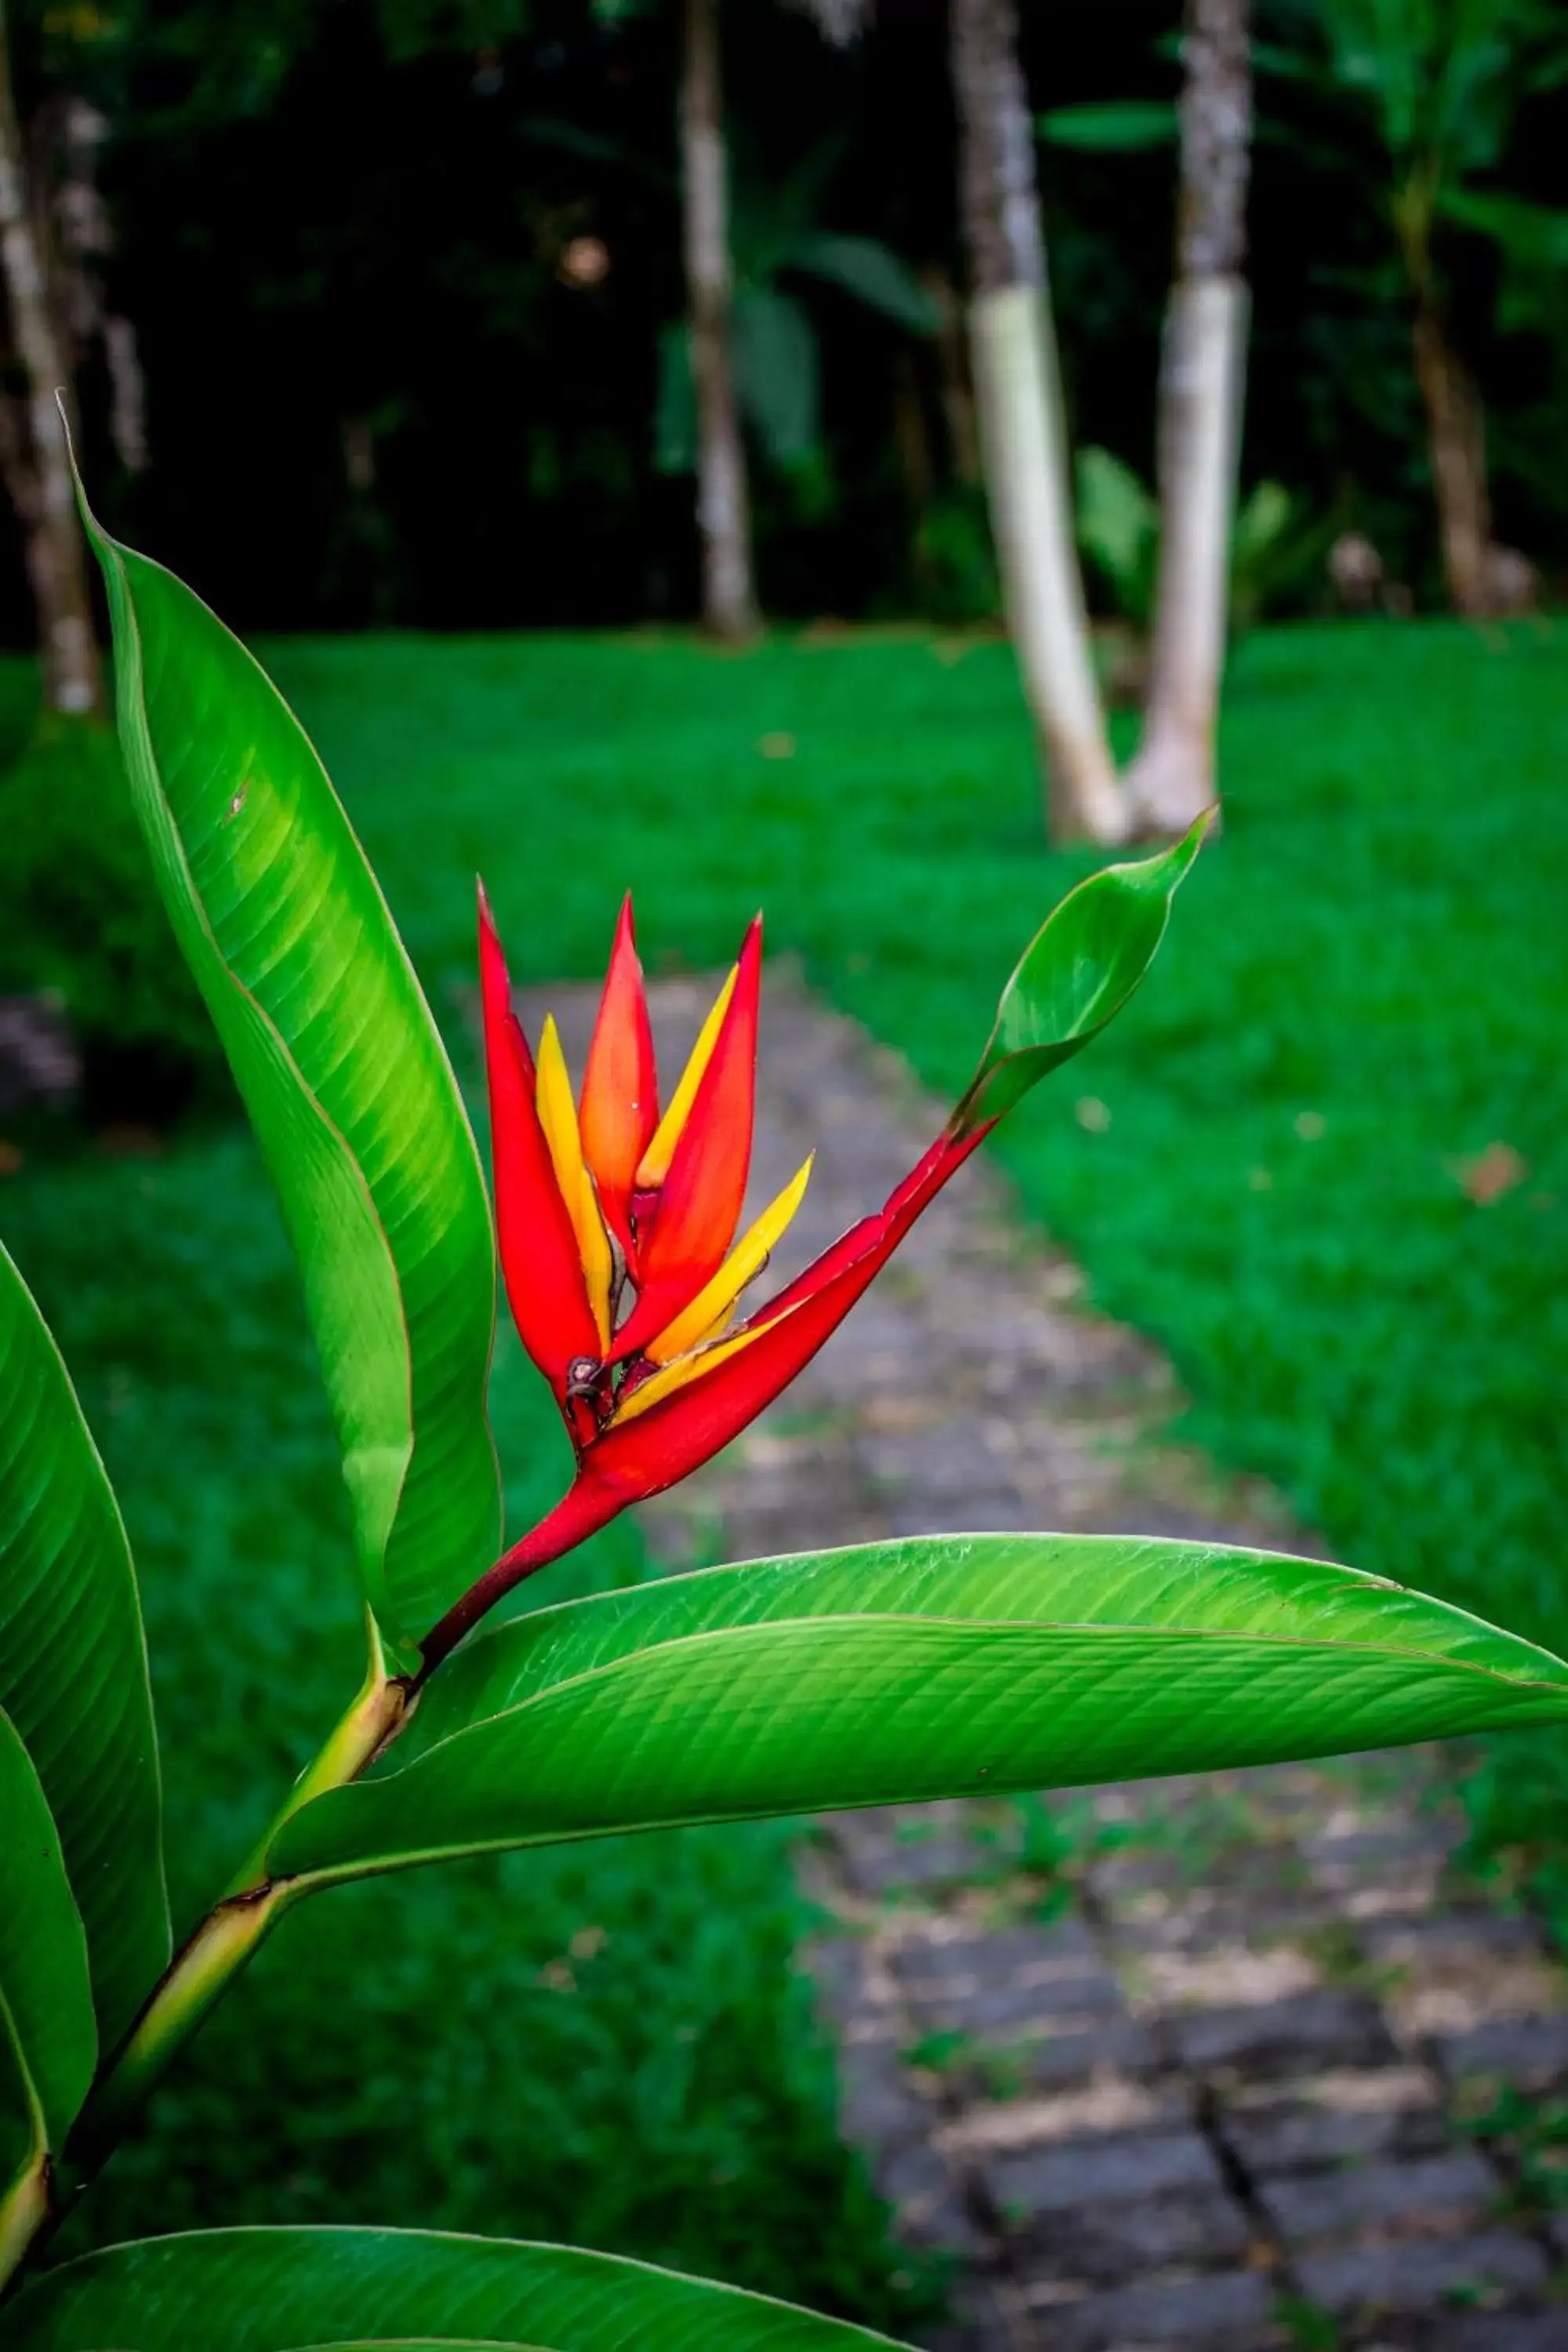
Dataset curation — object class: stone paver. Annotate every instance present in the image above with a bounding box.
[524,964,1568,2352]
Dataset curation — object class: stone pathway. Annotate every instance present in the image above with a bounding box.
[525,965,1568,2352]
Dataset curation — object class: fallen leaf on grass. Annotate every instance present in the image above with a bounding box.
[1452,1142,1528,1206]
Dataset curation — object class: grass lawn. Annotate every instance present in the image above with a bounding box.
[0,610,1564,2299]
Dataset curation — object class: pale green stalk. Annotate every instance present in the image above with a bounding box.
[1,1630,412,2295]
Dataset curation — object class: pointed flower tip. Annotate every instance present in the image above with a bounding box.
[477,878,506,959]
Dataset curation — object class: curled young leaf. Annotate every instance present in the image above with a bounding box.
[953,817,1210,1132]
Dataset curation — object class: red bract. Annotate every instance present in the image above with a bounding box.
[422,890,993,1670]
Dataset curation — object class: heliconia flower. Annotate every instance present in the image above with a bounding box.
[420,826,1207,1672]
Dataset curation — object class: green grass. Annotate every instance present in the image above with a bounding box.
[1,610,1563,2299]
[0,1130,920,2324]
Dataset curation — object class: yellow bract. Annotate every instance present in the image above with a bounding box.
[645,1154,814,1365]
[633,963,738,1190]
[610,1156,814,1428]
[610,1309,775,1429]
[535,1014,614,1349]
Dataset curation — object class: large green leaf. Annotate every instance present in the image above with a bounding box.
[78,492,501,1661]
[0,1707,96,2199]
[0,1240,166,2049]
[734,284,820,466]
[268,1534,1568,1886]
[0,2227,905,2350]
[786,234,940,335]
[956,825,1207,1128]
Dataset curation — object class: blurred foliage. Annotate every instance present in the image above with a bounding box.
[1257,0,1568,568]
[0,699,218,1114]
[1227,479,1342,631]
[1075,445,1160,627]
[656,136,938,480]
[0,0,1561,638]
[1074,444,1341,633]
[913,485,999,623]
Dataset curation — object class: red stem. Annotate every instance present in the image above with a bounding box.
[416,1477,622,1682]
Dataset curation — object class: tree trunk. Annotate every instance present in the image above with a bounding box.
[680,0,757,642]
[0,8,101,717]
[949,0,1123,845]
[1126,0,1251,838]
[1412,297,1492,617]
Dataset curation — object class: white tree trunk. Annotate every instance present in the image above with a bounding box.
[1125,0,1250,837]
[950,0,1123,844]
[971,284,1126,843]
[0,9,101,717]
[1124,275,1246,833]
[680,0,757,642]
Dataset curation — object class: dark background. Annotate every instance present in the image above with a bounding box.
[5,0,1563,641]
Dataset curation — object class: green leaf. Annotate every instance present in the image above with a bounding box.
[1439,186,1568,263]
[734,285,820,466]
[956,825,1208,1128]
[76,486,501,1664]
[0,1706,96,2197]
[1438,187,1568,330]
[1037,101,1179,151]
[267,1535,1568,1886]
[0,1240,167,2050]
[786,234,940,334]
[0,2227,906,2350]
[1074,444,1160,627]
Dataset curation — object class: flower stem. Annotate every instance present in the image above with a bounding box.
[50,1633,412,2235]
[68,1878,295,2170]
[0,2160,49,2302]
[416,1477,620,1681]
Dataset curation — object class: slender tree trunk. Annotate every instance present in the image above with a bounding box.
[949,0,1123,845]
[1126,0,1251,837]
[0,8,100,717]
[680,0,757,641]
[1411,296,1491,616]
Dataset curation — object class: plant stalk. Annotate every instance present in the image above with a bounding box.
[67,1878,295,2172]
[0,2159,49,2301]
[223,1629,412,1896]
[40,1634,413,2262]
[416,1477,620,1680]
